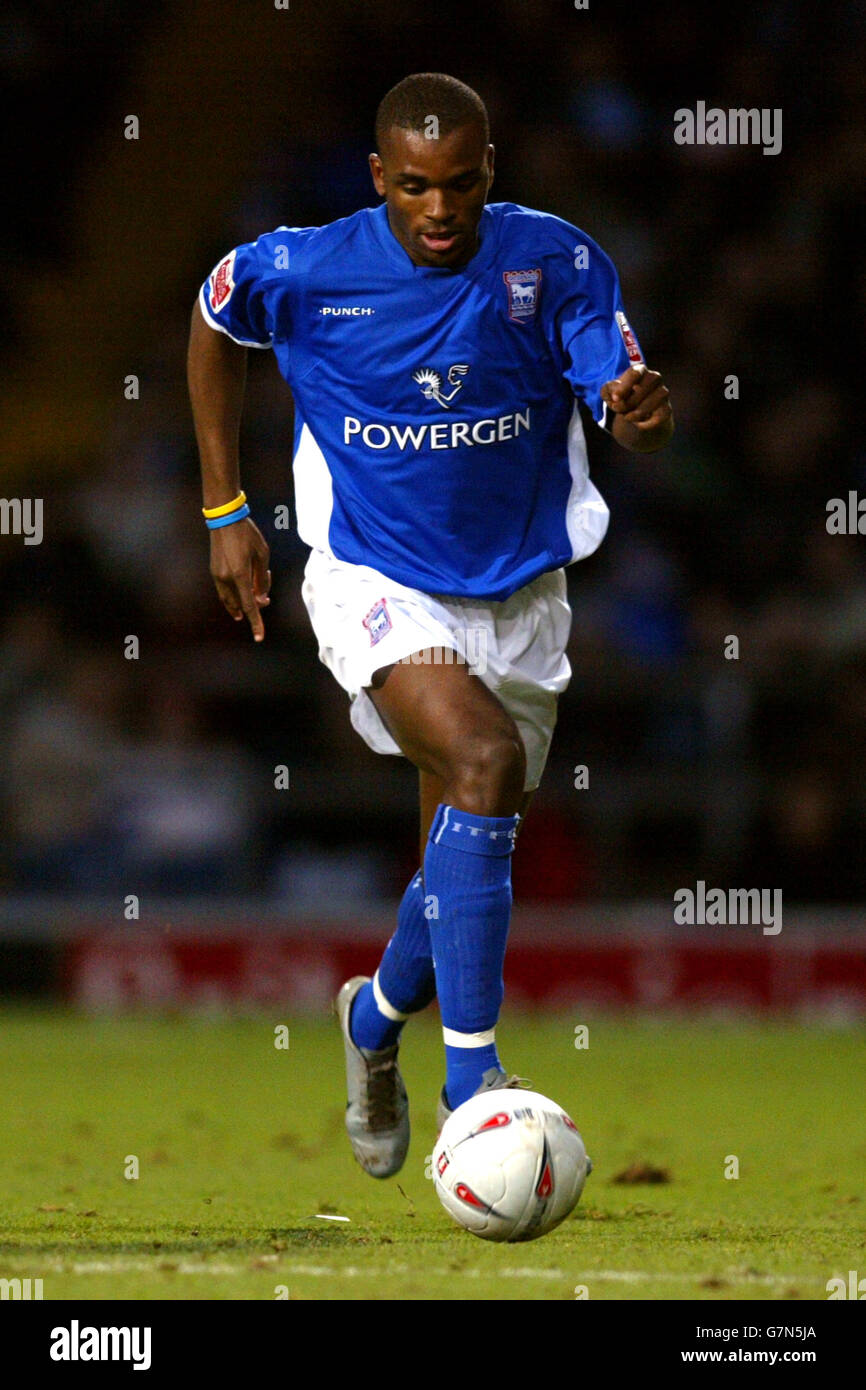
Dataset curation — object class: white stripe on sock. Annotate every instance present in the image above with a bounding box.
[372,971,410,1022]
[442,1026,496,1049]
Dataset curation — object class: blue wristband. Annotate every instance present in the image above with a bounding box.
[205,503,251,530]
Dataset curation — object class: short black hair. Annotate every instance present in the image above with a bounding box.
[375,73,489,153]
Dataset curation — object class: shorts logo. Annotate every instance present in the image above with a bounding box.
[615,310,643,365]
[412,364,470,410]
[209,251,236,313]
[503,269,541,321]
[362,597,392,646]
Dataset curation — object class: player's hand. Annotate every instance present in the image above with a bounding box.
[601,365,671,432]
[209,517,271,642]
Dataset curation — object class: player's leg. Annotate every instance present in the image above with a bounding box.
[369,649,526,812]
[350,772,535,1054]
[317,548,568,1174]
[365,653,526,1110]
[337,654,523,1175]
[347,868,434,1051]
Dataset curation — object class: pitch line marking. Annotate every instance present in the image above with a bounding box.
[37,1257,805,1286]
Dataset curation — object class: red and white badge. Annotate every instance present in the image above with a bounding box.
[209,250,236,313]
[615,310,644,365]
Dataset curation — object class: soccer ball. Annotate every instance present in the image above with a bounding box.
[432,1089,590,1242]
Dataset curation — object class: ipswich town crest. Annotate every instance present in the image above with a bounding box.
[362,597,393,646]
[503,269,541,322]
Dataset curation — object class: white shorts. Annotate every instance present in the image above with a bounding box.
[301,548,572,791]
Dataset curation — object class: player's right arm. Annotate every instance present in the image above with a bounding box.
[547,219,673,455]
[187,297,271,642]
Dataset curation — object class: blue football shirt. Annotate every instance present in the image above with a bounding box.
[199,201,643,601]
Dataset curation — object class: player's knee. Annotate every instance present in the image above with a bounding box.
[448,728,526,815]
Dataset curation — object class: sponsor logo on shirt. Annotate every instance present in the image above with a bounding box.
[503,268,541,321]
[209,251,236,312]
[343,410,531,451]
[411,363,470,410]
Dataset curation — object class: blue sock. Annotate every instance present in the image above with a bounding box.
[423,803,519,1109]
[350,870,435,1051]
[443,1040,501,1109]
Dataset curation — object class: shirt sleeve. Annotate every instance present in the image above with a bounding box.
[198,241,274,348]
[556,238,644,431]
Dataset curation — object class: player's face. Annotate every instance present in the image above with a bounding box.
[369,123,494,269]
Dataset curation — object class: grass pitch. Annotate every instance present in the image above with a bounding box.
[0,1008,863,1301]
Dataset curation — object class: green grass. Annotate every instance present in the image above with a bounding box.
[0,1008,863,1300]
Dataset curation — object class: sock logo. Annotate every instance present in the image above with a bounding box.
[431,804,519,848]
[449,820,518,843]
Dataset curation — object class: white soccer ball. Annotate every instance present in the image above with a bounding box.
[432,1089,590,1242]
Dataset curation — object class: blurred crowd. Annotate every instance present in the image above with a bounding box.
[1,1,863,904]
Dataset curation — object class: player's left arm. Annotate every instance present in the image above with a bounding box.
[601,365,674,452]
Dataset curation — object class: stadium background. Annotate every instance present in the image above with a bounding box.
[1,0,864,1015]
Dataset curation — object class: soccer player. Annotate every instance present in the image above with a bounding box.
[188,73,673,1179]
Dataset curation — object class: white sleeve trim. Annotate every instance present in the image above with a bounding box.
[197,283,273,349]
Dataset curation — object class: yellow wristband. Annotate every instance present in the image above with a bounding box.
[202,491,246,519]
